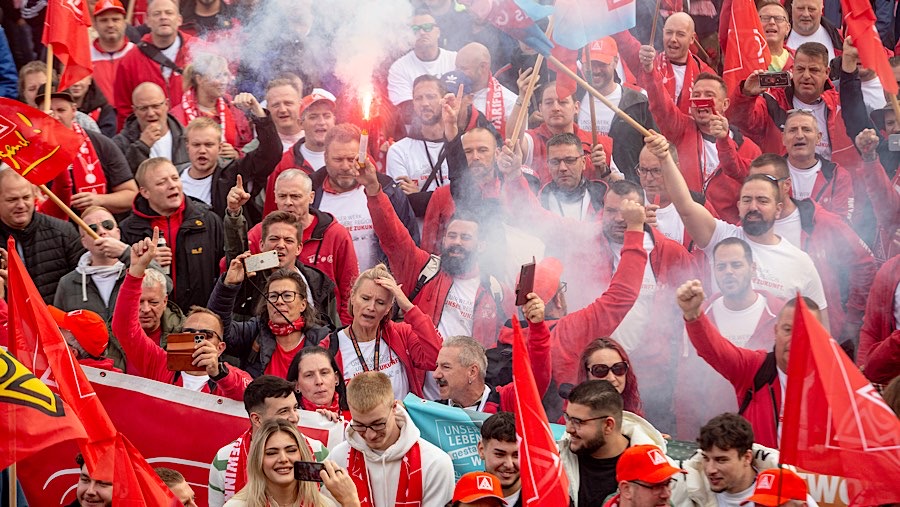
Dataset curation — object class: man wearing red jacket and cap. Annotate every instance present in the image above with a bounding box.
[602,444,686,507]
[50,306,122,372]
[90,0,135,103]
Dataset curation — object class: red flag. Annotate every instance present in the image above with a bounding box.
[6,238,178,506]
[0,347,87,469]
[512,318,570,506]
[42,0,93,90]
[841,0,899,96]
[781,296,900,506]
[551,42,580,99]
[721,0,771,94]
[0,98,85,185]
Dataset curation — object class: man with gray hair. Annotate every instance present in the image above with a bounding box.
[138,266,185,350]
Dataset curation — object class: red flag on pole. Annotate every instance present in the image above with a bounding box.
[0,347,87,469]
[841,0,899,96]
[6,238,178,506]
[512,318,570,506]
[42,0,93,90]
[551,42,580,99]
[0,98,84,185]
[780,296,900,506]
[720,0,771,94]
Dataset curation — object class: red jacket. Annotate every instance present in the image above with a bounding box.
[90,39,135,106]
[860,158,900,262]
[368,190,513,349]
[685,313,782,448]
[858,255,900,375]
[113,32,196,129]
[247,209,358,324]
[526,123,613,185]
[317,307,442,398]
[640,63,761,224]
[111,273,252,401]
[263,139,318,216]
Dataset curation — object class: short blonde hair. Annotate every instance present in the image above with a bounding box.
[349,263,397,322]
[346,371,394,413]
[185,116,222,138]
[135,157,175,188]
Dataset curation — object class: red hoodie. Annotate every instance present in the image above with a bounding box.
[858,255,900,382]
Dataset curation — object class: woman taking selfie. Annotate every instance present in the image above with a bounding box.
[225,419,359,507]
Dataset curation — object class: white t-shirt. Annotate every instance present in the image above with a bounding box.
[337,329,409,400]
[505,490,522,506]
[158,38,182,81]
[672,63,687,98]
[792,98,831,160]
[655,203,685,244]
[610,233,658,352]
[577,84,621,134]
[894,279,900,328]
[773,207,803,248]
[149,130,173,160]
[787,159,822,200]
[300,144,326,171]
[701,137,721,179]
[181,373,210,392]
[386,137,448,191]
[180,168,213,205]
[318,186,379,271]
[387,49,458,105]
[472,84,518,123]
[710,294,768,348]
[703,221,828,308]
[861,76,888,113]
[280,131,303,152]
[715,481,757,507]
[786,25,836,62]
[422,275,480,400]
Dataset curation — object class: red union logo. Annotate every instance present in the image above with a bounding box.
[0,113,17,140]
[63,0,86,20]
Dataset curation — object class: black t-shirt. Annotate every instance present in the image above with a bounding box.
[577,452,621,506]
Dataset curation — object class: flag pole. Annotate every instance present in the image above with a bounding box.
[582,46,599,145]
[547,54,650,137]
[38,184,101,240]
[8,463,16,507]
[649,0,663,46]
[125,0,137,24]
[509,19,555,143]
[43,46,54,113]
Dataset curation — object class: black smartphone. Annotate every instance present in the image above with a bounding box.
[515,258,536,306]
[293,461,325,482]
[758,71,790,88]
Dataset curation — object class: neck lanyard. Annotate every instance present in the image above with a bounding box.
[348,326,380,372]
[422,140,445,186]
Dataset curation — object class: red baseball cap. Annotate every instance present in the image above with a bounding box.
[741,468,807,506]
[452,472,507,505]
[588,37,618,64]
[93,0,126,17]
[616,445,686,484]
[48,306,109,358]
[298,88,337,117]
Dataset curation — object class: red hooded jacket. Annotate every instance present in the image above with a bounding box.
[859,158,900,262]
[858,255,900,382]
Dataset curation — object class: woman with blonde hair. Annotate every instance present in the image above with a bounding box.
[225,419,359,507]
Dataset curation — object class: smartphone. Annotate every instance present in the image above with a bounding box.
[166,332,207,372]
[515,258,536,306]
[758,72,790,88]
[889,134,900,152]
[293,461,326,482]
[690,98,716,115]
[243,250,279,273]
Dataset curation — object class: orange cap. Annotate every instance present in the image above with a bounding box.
[741,469,808,506]
[93,0,126,17]
[298,88,337,117]
[616,445,686,483]
[452,472,507,505]
[588,37,619,64]
[532,257,563,303]
[49,306,109,358]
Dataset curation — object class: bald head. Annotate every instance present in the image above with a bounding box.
[663,12,695,63]
[456,42,492,90]
[132,82,170,131]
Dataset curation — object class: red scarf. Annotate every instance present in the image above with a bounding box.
[300,392,341,414]
[224,427,253,502]
[484,76,507,138]
[181,87,231,142]
[348,442,422,507]
[71,122,107,195]
[655,55,700,113]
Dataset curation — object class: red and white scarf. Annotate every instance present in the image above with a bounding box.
[71,122,107,195]
[181,87,229,142]
[348,442,422,507]
[484,75,507,138]
[656,55,701,113]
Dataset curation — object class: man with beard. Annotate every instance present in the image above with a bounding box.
[558,380,670,507]
[652,131,829,326]
[477,412,523,506]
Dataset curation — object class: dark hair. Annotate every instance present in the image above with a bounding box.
[576,337,643,416]
[782,296,820,312]
[742,173,782,202]
[546,132,582,151]
[750,153,790,179]
[694,72,727,96]
[537,80,573,102]
[154,467,186,487]
[286,346,349,412]
[261,210,302,244]
[480,411,516,443]
[413,74,447,96]
[255,269,316,328]
[242,375,297,415]
[713,237,754,264]
[697,413,755,456]
[567,380,624,428]
[75,453,85,467]
[608,179,646,204]
[796,42,830,67]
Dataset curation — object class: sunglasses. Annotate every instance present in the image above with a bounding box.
[182,327,222,341]
[411,23,436,33]
[588,361,629,378]
[87,219,116,233]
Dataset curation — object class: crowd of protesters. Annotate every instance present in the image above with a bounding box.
[1,0,900,504]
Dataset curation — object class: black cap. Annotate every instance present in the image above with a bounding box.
[34,82,75,105]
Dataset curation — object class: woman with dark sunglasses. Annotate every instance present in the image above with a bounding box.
[577,337,644,416]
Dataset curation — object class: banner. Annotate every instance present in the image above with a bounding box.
[17,367,345,506]
[552,0,637,50]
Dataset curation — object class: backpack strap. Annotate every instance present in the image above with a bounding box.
[137,40,184,75]
[738,351,778,415]
[407,254,442,302]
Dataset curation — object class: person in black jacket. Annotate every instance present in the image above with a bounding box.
[0,170,85,303]
[112,82,191,173]
[67,75,117,138]
[118,157,224,311]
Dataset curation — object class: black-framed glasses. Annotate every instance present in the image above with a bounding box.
[182,328,222,341]
[266,291,300,304]
[588,361,629,378]
[550,281,567,302]
[87,219,116,233]
[350,420,388,434]
[562,412,611,429]
[548,156,584,168]
[635,165,663,177]
[411,23,436,33]
[759,14,787,23]
[630,478,676,491]
[133,101,167,113]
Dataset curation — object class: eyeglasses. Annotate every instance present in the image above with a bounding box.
[266,291,301,304]
[588,361,629,378]
[350,420,388,434]
[758,174,788,183]
[635,165,663,177]
[182,327,222,341]
[630,478,676,492]
[562,412,611,429]
[133,101,167,113]
[87,219,116,233]
[759,14,788,23]
[411,23,436,33]
[550,281,567,302]
[548,156,584,168]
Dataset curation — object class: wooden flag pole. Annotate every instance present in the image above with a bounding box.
[43,45,54,113]
[38,184,101,240]
[126,0,137,24]
[8,464,16,507]
[509,19,555,143]
[649,0,663,46]
[582,47,599,145]
[546,54,651,137]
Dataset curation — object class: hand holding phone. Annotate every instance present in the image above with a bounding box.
[515,258,536,306]
[166,332,208,372]
[758,71,790,88]
[294,461,326,482]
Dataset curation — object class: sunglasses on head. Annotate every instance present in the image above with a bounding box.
[87,219,116,233]
[588,361,628,378]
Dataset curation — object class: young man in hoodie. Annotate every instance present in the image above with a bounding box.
[323,371,455,507]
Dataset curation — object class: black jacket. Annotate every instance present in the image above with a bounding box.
[78,81,117,138]
[119,196,224,310]
[539,178,609,217]
[0,212,85,303]
[112,113,190,172]
[839,68,900,178]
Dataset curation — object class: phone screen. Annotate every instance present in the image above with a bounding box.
[293,461,325,482]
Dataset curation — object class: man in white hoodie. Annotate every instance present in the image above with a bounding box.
[324,371,455,507]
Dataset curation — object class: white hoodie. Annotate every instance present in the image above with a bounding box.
[322,405,454,507]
